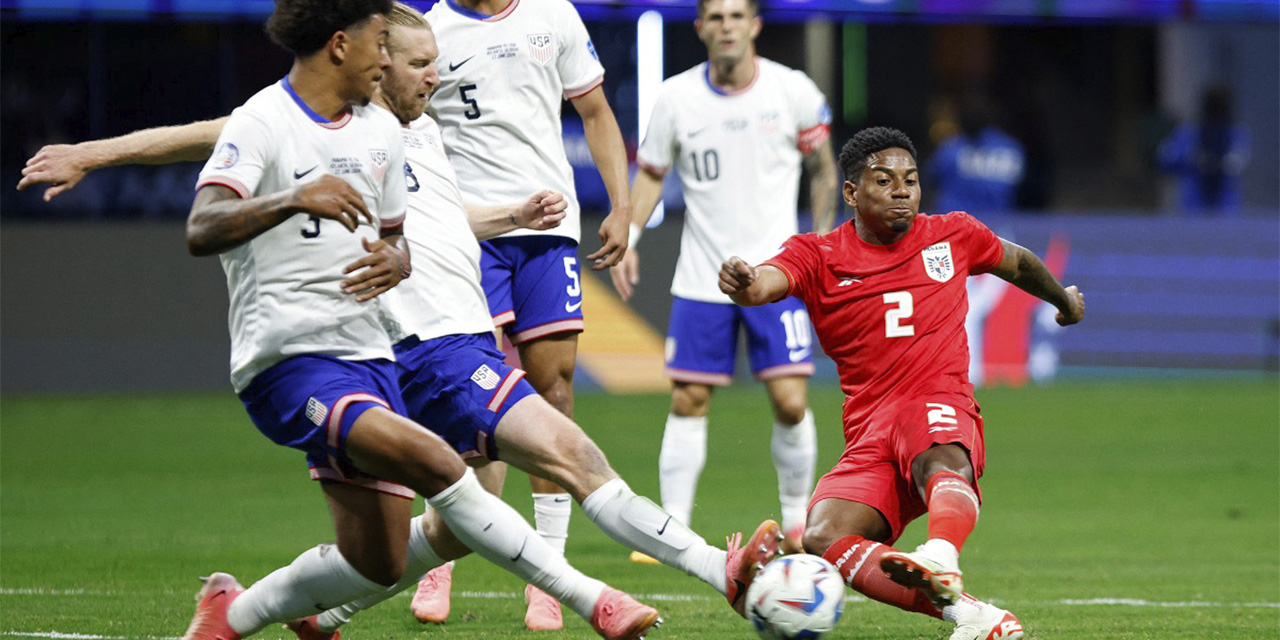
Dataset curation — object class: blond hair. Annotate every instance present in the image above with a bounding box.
[387,1,429,28]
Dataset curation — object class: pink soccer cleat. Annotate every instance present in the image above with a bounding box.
[879,547,964,608]
[589,587,661,640]
[781,523,806,555]
[283,616,339,640]
[524,584,564,631]
[724,519,783,617]
[410,564,452,624]
[180,572,244,640]
[949,603,1024,640]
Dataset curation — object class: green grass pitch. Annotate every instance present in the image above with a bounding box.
[2,380,1277,639]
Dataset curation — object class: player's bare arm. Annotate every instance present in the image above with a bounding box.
[17,117,229,202]
[342,230,412,302]
[990,238,1085,326]
[466,189,568,240]
[719,257,789,306]
[803,137,839,234]
[187,175,374,256]
[570,86,633,270]
[609,166,665,301]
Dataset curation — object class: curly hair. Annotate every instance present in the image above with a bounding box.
[837,127,917,181]
[266,0,394,57]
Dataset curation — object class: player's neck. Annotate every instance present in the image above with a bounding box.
[455,0,513,15]
[286,63,353,122]
[707,54,757,92]
[854,217,909,246]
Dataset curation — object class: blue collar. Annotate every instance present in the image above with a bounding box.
[281,75,341,124]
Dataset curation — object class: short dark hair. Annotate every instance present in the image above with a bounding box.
[266,0,393,57]
[697,0,760,17]
[838,127,918,181]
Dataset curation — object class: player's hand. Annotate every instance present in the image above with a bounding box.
[17,143,99,201]
[290,175,375,232]
[588,206,631,270]
[610,250,640,301]
[1056,285,1084,326]
[516,189,568,230]
[342,237,410,302]
[718,256,757,295]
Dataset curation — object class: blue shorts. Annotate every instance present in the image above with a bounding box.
[665,296,816,386]
[394,332,539,461]
[480,236,585,344]
[238,355,414,499]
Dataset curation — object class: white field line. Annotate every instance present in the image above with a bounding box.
[4,590,1278,639]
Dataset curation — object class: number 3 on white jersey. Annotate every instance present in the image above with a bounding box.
[883,291,915,338]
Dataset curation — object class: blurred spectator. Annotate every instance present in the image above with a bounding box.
[1157,85,1251,215]
[927,94,1026,214]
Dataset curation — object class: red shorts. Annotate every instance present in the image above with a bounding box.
[809,392,986,543]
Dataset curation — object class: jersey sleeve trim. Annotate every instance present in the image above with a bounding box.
[380,212,406,231]
[637,159,668,178]
[760,260,798,298]
[797,123,832,154]
[565,75,605,100]
[196,177,250,199]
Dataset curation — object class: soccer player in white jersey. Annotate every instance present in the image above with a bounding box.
[416,0,635,627]
[610,0,839,557]
[123,2,666,639]
[17,5,783,637]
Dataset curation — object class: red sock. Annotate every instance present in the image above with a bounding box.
[821,534,940,619]
[925,471,980,552]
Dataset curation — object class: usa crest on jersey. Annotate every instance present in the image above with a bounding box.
[369,148,389,183]
[922,242,954,282]
[527,33,553,66]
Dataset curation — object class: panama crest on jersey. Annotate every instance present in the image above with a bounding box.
[922,242,954,282]
[527,33,554,66]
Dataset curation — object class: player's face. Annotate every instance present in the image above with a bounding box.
[696,0,761,66]
[847,148,920,237]
[381,25,440,124]
[340,13,391,107]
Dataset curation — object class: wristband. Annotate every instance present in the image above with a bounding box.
[628,223,643,249]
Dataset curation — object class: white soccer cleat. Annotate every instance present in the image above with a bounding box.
[879,543,964,607]
[949,603,1024,640]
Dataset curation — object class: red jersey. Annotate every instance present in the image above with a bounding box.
[763,212,1004,436]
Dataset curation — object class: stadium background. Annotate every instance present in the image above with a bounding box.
[1,1,1278,638]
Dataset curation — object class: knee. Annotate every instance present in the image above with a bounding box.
[353,551,406,588]
[671,384,712,417]
[801,520,841,557]
[771,397,808,426]
[536,377,574,415]
[911,444,975,489]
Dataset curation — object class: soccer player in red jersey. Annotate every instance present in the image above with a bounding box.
[718,126,1084,640]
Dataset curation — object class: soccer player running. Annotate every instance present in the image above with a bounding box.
[718,127,1085,640]
[412,0,635,628]
[610,0,839,556]
[17,4,783,637]
[155,2,664,639]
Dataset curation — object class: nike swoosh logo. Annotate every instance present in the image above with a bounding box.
[293,166,317,180]
[688,127,708,138]
[730,579,747,606]
[788,348,810,363]
[448,55,476,72]
[510,538,528,563]
[657,515,672,536]
[565,300,583,312]
[553,496,570,503]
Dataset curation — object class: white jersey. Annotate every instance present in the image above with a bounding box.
[378,113,494,344]
[196,79,408,392]
[425,0,605,243]
[637,58,831,303]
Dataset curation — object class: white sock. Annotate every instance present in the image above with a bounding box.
[430,468,604,620]
[532,492,572,556]
[658,413,708,526]
[582,477,728,594]
[771,409,816,532]
[942,593,987,623]
[314,514,446,631]
[226,544,387,636]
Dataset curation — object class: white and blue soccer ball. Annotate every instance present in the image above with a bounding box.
[746,554,846,640]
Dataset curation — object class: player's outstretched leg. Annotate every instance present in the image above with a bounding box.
[881,466,981,606]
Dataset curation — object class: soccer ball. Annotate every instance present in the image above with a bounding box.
[746,554,846,640]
